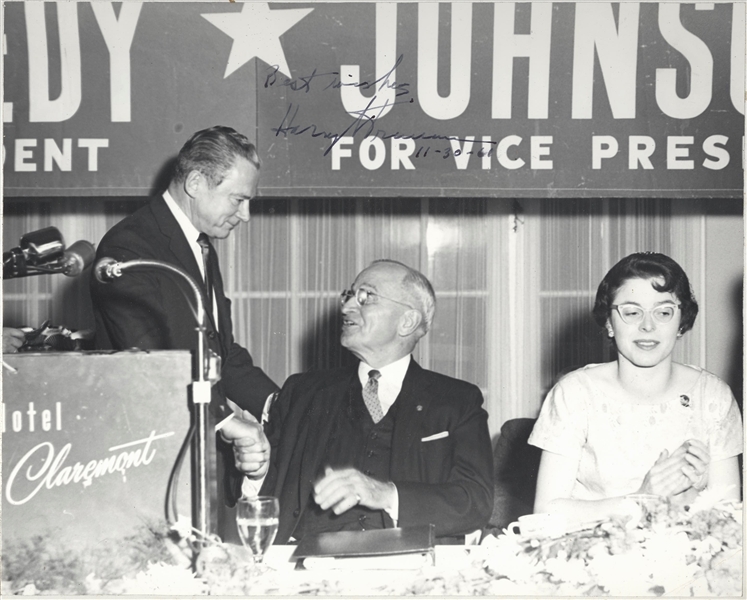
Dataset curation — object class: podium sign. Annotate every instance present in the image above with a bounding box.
[2,351,193,548]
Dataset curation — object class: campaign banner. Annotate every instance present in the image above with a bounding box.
[2,2,744,198]
[1,351,193,549]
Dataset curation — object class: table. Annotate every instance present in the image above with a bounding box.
[193,496,742,596]
[4,495,739,595]
[197,544,497,595]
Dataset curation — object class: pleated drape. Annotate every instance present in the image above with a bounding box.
[2,197,734,438]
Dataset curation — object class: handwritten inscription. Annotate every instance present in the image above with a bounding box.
[270,99,560,171]
[264,55,409,98]
[266,53,478,159]
[262,34,737,173]
[272,97,434,155]
[270,100,733,172]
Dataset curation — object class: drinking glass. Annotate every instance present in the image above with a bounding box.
[236,496,280,564]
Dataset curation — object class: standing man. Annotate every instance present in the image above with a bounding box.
[91,126,278,505]
[231,260,493,543]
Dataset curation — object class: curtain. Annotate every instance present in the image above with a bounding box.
[3,197,741,438]
[215,197,489,388]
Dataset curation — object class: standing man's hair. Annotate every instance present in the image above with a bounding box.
[173,126,260,188]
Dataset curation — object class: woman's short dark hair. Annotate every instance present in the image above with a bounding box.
[592,252,699,334]
[172,126,260,187]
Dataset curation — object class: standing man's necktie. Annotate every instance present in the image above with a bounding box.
[196,233,214,311]
[362,369,384,423]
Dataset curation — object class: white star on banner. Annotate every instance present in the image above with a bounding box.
[202,3,313,78]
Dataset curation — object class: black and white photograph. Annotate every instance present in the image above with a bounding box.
[2,1,744,595]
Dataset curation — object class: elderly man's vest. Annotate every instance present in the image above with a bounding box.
[292,377,398,539]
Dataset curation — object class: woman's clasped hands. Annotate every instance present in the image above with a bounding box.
[637,439,709,497]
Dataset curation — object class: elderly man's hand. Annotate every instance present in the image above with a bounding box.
[219,410,270,480]
[313,466,396,515]
[3,328,25,354]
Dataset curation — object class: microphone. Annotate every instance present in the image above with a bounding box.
[94,257,122,283]
[3,227,65,277]
[3,228,95,279]
[20,227,65,265]
[59,240,96,277]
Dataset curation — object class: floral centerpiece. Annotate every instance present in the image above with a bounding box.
[2,492,742,595]
[474,491,742,597]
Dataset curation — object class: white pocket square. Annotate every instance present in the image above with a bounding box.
[421,431,449,442]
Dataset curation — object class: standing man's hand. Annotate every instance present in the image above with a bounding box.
[2,328,25,354]
[219,410,270,480]
[313,466,397,515]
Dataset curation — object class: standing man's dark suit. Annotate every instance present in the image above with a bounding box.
[91,127,278,508]
[91,194,277,418]
[262,360,493,542]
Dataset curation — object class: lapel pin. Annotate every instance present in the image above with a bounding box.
[680,395,690,408]
[416,405,423,412]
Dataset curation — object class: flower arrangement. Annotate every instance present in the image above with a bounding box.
[479,494,742,597]
[2,494,742,596]
[1,518,180,595]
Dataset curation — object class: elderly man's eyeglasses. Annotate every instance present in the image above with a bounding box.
[611,303,681,325]
[340,288,416,310]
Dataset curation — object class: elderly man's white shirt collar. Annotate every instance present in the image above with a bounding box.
[358,354,411,416]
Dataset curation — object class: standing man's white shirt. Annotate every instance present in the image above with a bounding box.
[162,190,219,328]
[166,189,277,431]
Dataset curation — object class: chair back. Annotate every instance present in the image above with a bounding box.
[486,417,542,530]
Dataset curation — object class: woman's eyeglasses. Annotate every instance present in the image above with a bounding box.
[611,303,681,324]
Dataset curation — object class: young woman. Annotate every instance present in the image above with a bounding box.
[530,252,742,523]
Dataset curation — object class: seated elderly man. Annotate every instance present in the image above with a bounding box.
[226,259,493,544]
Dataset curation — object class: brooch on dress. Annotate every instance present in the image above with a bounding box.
[680,394,690,408]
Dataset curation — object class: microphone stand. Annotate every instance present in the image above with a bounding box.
[98,259,213,559]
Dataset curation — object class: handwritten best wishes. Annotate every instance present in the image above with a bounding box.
[264,56,510,169]
[262,55,733,173]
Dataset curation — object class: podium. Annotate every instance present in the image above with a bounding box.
[2,351,196,549]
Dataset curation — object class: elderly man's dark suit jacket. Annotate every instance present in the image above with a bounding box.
[90,195,279,503]
[260,360,494,543]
